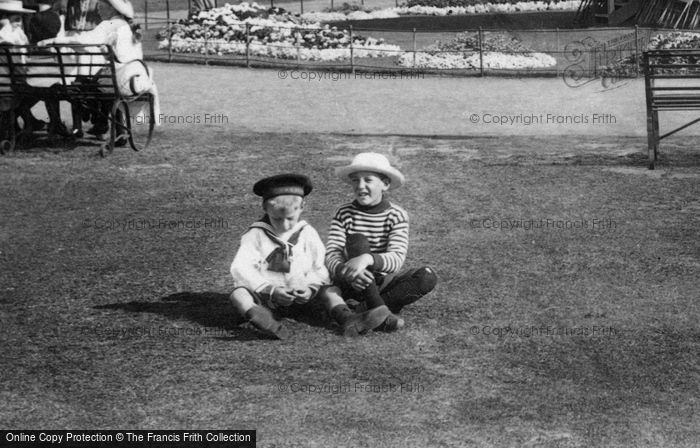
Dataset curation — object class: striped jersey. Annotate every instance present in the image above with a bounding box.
[326,199,409,278]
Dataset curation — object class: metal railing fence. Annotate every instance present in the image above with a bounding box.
[138,19,677,79]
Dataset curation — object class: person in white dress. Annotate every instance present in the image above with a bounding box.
[39,0,158,139]
[0,0,48,139]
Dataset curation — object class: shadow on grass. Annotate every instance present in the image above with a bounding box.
[568,148,700,168]
[96,291,258,340]
[482,148,700,168]
[96,291,332,341]
[12,133,107,156]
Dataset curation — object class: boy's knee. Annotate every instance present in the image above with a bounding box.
[230,287,246,300]
[230,288,255,308]
[414,267,437,294]
[317,285,345,309]
[346,233,371,257]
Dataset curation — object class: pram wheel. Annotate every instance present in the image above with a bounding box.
[0,139,12,154]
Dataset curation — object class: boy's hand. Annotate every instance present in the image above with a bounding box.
[350,270,374,291]
[339,254,373,282]
[292,288,313,305]
[271,288,295,307]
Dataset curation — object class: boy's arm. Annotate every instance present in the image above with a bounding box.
[230,229,276,296]
[325,212,347,280]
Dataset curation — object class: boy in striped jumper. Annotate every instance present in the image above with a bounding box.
[323,153,438,333]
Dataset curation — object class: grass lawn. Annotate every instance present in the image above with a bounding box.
[1,123,699,446]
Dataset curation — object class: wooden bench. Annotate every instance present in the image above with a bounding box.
[643,48,700,169]
[0,63,16,153]
[0,44,154,156]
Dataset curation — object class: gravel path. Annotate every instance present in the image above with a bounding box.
[150,61,700,138]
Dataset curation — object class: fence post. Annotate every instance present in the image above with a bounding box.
[188,0,191,15]
[166,0,170,25]
[412,27,417,68]
[245,23,250,67]
[478,27,484,77]
[555,27,560,76]
[593,47,597,78]
[168,21,173,62]
[602,42,606,75]
[271,0,274,8]
[331,0,334,10]
[634,25,640,77]
[204,32,209,65]
[300,0,304,14]
[350,25,354,74]
[144,0,149,31]
[296,28,301,69]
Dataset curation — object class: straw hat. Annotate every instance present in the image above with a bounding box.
[0,0,36,14]
[103,0,134,19]
[335,152,405,190]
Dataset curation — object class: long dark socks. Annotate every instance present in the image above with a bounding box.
[346,233,385,310]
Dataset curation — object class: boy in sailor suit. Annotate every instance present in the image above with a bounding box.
[229,174,331,339]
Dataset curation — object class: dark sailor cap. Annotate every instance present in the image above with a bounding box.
[253,173,313,200]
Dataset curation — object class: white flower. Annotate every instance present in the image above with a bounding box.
[398,50,556,69]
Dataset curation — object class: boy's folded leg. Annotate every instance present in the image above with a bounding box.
[352,300,367,313]
[381,267,438,314]
[331,304,394,336]
[359,305,393,332]
[330,303,352,323]
[363,282,386,309]
[377,313,405,333]
[346,233,372,257]
[245,305,289,340]
[345,298,363,310]
[330,304,362,337]
[330,305,369,338]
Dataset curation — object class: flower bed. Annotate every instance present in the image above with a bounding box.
[648,32,700,50]
[599,32,700,78]
[158,2,564,68]
[397,51,553,69]
[397,31,556,69]
[403,0,579,9]
[158,2,400,61]
[301,0,581,22]
[399,50,555,69]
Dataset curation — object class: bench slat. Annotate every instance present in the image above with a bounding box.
[1,44,120,102]
[650,87,700,91]
[642,49,700,168]
[649,75,700,79]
